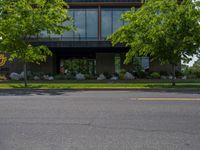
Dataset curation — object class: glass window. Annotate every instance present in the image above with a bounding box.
[101,8,130,39]
[49,33,61,39]
[113,10,124,32]
[101,9,112,38]
[86,9,98,39]
[62,8,98,40]
[141,57,150,70]
[134,57,150,70]
[62,10,74,39]
[49,28,61,39]
[74,9,86,39]
[61,59,96,75]
[38,31,48,38]
[38,8,130,41]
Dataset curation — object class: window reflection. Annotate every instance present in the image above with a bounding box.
[101,8,129,39]
[37,8,130,41]
[113,10,124,32]
[38,31,48,38]
[134,57,150,70]
[62,8,98,40]
[101,10,112,38]
[86,10,98,39]
[74,9,86,39]
[62,10,74,39]
[61,59,96,75]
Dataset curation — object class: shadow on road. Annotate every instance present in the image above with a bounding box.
[0,89,78,96]
[0,88,199,96]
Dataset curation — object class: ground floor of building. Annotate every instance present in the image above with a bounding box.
[1,47,177,77]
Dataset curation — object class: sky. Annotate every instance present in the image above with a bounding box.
[188,55,198,66]
[182,55,198,67]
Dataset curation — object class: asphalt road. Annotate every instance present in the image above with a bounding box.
[0,89,200,150]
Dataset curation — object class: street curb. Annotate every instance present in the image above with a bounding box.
[0,88,199,92]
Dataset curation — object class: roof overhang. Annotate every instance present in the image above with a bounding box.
[68,2,143,7]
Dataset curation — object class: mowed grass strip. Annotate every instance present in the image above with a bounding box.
[0,83,199,89]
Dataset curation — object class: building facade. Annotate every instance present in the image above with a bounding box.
[3,0,175,75]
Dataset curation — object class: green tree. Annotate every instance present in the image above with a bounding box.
[0,0,73,86]
[186,58,200,78]
[109,0,200,86]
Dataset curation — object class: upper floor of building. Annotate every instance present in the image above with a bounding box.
[30,7,133,42]
[29,0,182,44]
[67,0,144,7]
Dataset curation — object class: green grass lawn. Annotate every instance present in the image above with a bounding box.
[0,82,200,89]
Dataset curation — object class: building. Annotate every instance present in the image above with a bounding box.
[3,0,174,76]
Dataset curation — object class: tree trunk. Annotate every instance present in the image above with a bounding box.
[172,64,176,86]
[23,63,28,87]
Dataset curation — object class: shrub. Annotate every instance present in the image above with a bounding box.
[175,71,183,78]
[160,71,168,76]
[150,72,160,79]
[119,69,126,80]
[191,70,200,78]
[54,74,68,80]
[183,59,200,78]
[187,74,196,79]
[34,72,45,77]
[135,71,147,79]
[119,73,124,80]
[85,74,96,80]
[120,69,126,74]
[182,65,200,79]
[119,73,125,80]
[66,73,75,80]
[29,72,45,79]
[103,72,112,79]
[0,75,7,80]
[113,72,119,77]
